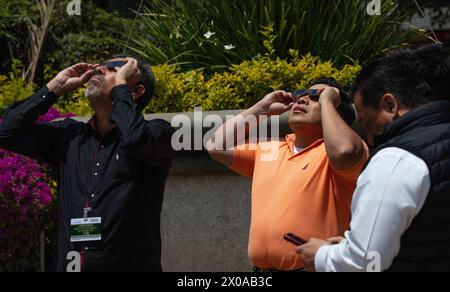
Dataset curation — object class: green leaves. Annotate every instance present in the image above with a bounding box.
[0,60,35,115]
[0,0,133,84]
[144,52,360,114]
[43,52,359,116]
[129,0,415,73]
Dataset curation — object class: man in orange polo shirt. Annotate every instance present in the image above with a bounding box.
[207,78,369,271]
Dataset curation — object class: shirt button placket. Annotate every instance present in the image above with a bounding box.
[94,144,104,178]
[91,143,104,207]
[90,193,95,207]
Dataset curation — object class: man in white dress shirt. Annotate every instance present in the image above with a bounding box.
[297,43,450,272]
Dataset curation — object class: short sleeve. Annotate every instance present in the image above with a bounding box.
[331,141,370,186]
[230,144,258,177]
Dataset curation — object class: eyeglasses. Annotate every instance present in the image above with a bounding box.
[291,89,321,103]
[100,61,127,69]
[97,61,128,72]
[97,61,144,87]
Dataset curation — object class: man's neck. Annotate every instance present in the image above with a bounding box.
[293,131,323,149]
[93,107,114,136]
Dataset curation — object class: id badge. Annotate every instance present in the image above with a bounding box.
[70,217,102,243]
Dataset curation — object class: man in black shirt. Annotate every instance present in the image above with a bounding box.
[0,56,174,272]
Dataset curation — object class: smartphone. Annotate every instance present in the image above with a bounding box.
[284,233,307,246]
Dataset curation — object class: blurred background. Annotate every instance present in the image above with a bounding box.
[0,0,449,271]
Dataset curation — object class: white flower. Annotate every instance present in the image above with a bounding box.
[204,31,216,39]
[224,44,236,50]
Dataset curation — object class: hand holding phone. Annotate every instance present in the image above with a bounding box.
[284,233,307,246]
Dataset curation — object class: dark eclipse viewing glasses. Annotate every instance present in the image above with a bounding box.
[291,89,321,103]
[98,60,145,90]
[100,60,128,70]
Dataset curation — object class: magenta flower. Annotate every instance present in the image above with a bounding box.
[0,107,74,260]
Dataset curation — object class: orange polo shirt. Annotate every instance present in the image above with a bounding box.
[230,134,368,270]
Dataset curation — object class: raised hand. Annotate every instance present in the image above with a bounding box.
[256,90,294,116]
[318,87,342,108]
[47,63,97,96]
[115,58,142,87]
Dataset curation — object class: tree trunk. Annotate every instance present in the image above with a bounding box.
[23,0,55,85]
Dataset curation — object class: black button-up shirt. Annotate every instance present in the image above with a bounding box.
[0,85,174,272]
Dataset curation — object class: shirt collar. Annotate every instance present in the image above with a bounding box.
[88,117,98,130]
[285,134,324,157]
[374,100,450,148]
[79,116,117,145]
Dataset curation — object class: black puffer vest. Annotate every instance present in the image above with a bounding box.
[365,100,450,272]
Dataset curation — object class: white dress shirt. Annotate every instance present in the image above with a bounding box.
[315,147,431,272]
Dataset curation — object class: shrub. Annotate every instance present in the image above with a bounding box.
[54,88,94,117]
[0,60,92,117]
[0,108,74,272]
[0,61,35,116]
[130,0,415,72]
[1,52,360,117]
[0,0,134,85]
[49,51,360,116]
[0,148,54,271]
[145,51,360,114]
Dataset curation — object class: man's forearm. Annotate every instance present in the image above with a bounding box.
[209,102,268,151]
[0,86,61,161]
[321,100,364,169]
[2,86,59,126]
[110,85,173,162]
[110,85,147,145]
[47,79,65,97]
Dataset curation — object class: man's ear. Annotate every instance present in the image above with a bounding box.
[379,93,399,116]
[131,84,145,102]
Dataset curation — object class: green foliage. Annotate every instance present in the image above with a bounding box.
[35,52,360,116]
[1,52,359,117]
[45,1,135,69]
[54,87,94,117]
[0,59,93,117]
[0,61,35,115]
[146,51,360,114]
[0,0,32,46]
[129,0,415,72]
[0,0,133,84]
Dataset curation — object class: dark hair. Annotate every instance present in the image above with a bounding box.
[352,43,450,110]
[390,43,450,101]
[113,54,156,112]
[310,77,356,127]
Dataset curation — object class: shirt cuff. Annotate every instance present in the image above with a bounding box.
[32,86,60,105]
[111,85,134,102]
[315,244,332,272]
